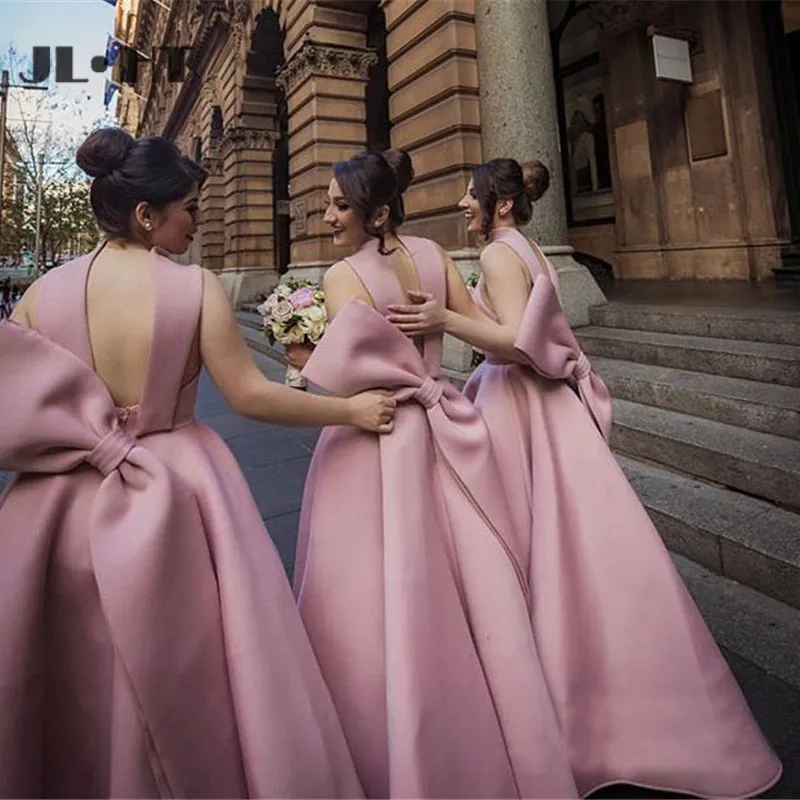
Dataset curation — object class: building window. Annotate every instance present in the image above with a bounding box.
[210,105,223,145]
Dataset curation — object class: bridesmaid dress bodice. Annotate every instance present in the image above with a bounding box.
[34,244,202,439]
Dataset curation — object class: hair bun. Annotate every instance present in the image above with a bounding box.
[521,160,550,202]
[76,127,136,179]
[381,148,414,194]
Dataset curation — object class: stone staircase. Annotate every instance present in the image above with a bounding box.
[577,303,800,610]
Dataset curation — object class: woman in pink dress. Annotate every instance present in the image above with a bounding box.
[387,157,782,798]
[0,128,398,798]
[291,150,580,798]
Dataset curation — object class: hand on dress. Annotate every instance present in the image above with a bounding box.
[347,390,397,434]
[284,343,314,369]
[386,290,446,337]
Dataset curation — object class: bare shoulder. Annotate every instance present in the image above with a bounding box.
[324,259,367,295]
[480,240,531,291]
[323,259,354,284]
[199,267,237,328]
[9,276,45,328]
[323,259,372,316]
[200,267,229,300]
[430,240,454,264]
[480,241,517,273]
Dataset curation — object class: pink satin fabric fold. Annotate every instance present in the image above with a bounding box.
[0,321,241,797]
[298,298,578,798]
[484,231,611,442]
[511,267,612,442]
[462,229,782,798]
[0,319,365,798]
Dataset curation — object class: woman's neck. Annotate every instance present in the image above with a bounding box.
[105,237,151,253]
[383,230,402,250]
[490,223,519,240]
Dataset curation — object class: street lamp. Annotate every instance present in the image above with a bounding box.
[0,69,48,248]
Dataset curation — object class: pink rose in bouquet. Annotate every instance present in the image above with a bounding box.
[290,286,315,309]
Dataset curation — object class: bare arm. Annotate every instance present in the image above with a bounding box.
[387,244,528,361]
[199,269,394,431]
[9,279,42,329]
[285,261,368,369]
[323,259,372,320]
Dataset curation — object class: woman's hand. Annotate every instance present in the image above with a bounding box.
[284,343,314,369]
[386,290,446,336]
[346,390,397,434]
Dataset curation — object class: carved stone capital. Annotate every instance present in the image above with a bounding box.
[276,38,378,94]
[219,126,277,156]
[201,154,224,176]
[225,0,252,51]
[201,75,223,108]
[591,0,672,36]
[192,0,225,16]
[190,0,249,58]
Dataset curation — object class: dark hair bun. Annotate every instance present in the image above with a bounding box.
[521,160,550,202]
[76,127,136,179]
[381,148,414,194]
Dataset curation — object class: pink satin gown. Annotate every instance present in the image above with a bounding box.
[464,227,782,798]
[295,236,579,798]
[0,248,364,798]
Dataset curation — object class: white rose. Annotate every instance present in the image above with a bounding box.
[282,325,307,345]
[305,320,327,343]
[303,305,325,323]
[275,283,292,298]
[272,298,294,324]
[265,294,280,311]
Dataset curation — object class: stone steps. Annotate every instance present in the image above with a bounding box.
[239,316,284,365]
[589,302,800,345]
[584,301,800,614]
[578,326,800,387]
[611,399,800,510]
[620,456,800,611]
[593,357,800,440]
[237,309,263,332]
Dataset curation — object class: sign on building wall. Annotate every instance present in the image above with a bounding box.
[652,34,693,84]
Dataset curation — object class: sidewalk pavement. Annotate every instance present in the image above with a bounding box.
[194,348,320,578]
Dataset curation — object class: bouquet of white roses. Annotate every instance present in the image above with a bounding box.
[256,277,327,387]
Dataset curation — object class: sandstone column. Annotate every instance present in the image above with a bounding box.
[276,39,376,281]
[474,0,606,325]
[199,151,225,272]
[219,126,278,303]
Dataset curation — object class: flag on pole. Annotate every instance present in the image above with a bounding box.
[103,79,119,107]
[105,35,122,68]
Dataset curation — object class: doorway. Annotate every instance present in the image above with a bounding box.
[764,0,800,275]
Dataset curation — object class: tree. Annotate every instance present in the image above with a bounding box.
[0,45,106,262]
[39,179,97,262]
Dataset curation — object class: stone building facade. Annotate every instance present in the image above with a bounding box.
[113,0,800,312]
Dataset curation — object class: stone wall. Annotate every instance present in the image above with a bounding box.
[596,0,789,280]
[384,0,482,251]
